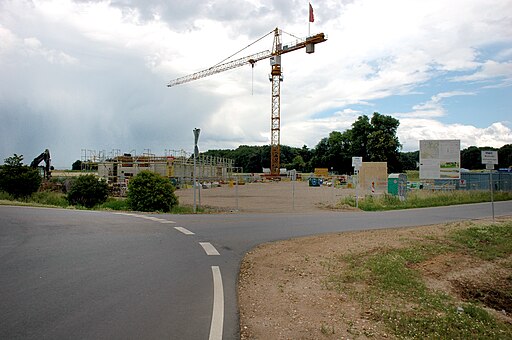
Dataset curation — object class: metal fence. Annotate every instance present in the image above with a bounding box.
[424,172,512,191]
[460,172,512,191]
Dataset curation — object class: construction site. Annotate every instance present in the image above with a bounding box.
[80,149,239,196]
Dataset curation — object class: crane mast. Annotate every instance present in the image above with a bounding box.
[270,28,283,176]
[167,28,326,177]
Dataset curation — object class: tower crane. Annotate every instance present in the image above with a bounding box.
[167,27,327,176]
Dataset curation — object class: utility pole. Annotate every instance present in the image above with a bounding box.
[193,128,200,213]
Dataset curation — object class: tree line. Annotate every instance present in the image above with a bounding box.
[203,112,511,174]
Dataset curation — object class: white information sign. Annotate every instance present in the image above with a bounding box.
[481,150,498,165]
[352,156,363,169]
[419,140,460,179]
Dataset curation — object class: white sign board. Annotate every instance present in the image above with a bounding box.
[481,150,498,165]
[419,140,460,179]
[352,157,363,169]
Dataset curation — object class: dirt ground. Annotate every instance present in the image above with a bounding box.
[175,180,357,213]
[178,181,511,339]
[238,218,512,339]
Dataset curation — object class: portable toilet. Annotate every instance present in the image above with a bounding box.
[388,173,407,199]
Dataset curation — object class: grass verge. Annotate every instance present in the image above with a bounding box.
[322,220,512,339]
[0,190,218,214]
[342,190,512,211]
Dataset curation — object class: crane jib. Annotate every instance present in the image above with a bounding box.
[167,50,272,87]
[166,33,326,87]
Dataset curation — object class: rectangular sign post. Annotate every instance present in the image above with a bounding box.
[482,150,498,222]
[352,157,363,209]
[419,140,460,179]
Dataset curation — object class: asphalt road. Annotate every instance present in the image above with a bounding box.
[1,201,511,339]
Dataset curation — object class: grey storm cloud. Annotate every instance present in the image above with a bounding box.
[1,0,511,168]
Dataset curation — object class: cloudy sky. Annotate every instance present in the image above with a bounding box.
[1,0,511,169]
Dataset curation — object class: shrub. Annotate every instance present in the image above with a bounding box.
[67,174,108,208]
[127,171,178,212]
[0,154,42,198]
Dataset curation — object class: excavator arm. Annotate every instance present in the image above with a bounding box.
[30,149,51,179]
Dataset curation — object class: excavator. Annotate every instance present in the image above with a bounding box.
[30,149,52,180]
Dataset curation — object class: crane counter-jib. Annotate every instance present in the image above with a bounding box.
[278,33,327,55]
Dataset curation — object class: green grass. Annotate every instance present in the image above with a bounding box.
[450,223,512,260]
[405,170,420,181]
[322,220,512,339]
[0,190,202,214]
[98,197,130,211]
[29,191,69,208]
[342,190,512,211]
[0,191,69,208]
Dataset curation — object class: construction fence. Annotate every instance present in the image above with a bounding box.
[81,149,240,196]
[423,172,512,191]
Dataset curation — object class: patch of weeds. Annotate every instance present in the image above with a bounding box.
[383,302,511,339]
[321,253,368,292]
[99,197,130,211]
[170,204,225,214]
[0,190,69,208]
[341,190,512,211]
[31,191,69,207]
[320,323,335,335]
[450,221,512,260]
[277,282,287,293]
[365,248,426,294]
[320,221,512,339]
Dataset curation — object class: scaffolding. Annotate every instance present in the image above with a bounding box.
[82,149,238,195]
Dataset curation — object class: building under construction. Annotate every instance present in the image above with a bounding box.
[81,149,238,195]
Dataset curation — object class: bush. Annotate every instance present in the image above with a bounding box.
[127,171,178,212]
[67,174,109,208]
[0,154,42,198]
[0,191,13,200]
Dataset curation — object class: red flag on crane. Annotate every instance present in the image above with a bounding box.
[309,3,315,22]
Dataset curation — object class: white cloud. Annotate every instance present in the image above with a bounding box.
[398,120,512,151]
[451,60,512,84]
[0,25,77,65]
[1,0,512,168]
[22,37,78,64]
[0,25,17,53]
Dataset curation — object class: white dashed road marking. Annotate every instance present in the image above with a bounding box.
[174,227,195,235]
[199,242,220,256]
[158,220,176,224]
[115,211,224,339]
[114,212,175,224]
[209,266,224,340]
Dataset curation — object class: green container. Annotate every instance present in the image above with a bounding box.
[388,173,407,198]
